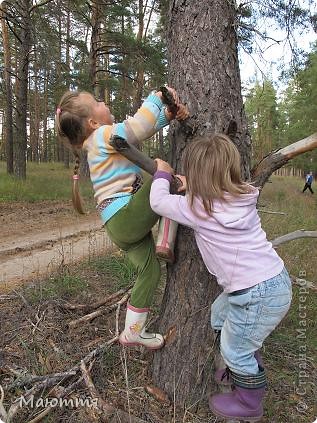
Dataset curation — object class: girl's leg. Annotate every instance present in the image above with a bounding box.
[210,292,229,331]
[220,268,292,375]
[106,179,161,308]
[105,178,163,348]
[125,232,161,309]
[106,177,159,245]
[106,228,163,349]
[210,268,292,421]
[106,229,161,308]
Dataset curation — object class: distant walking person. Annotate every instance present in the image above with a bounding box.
[302,171,314,194]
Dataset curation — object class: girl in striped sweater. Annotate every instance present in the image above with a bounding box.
[56,88,187,350]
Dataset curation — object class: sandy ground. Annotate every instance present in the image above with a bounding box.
[0,201,114,292]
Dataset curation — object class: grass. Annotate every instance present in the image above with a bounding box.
[260,175,316,281]
[27,271,89,304]
[88,254,136,291]
[258,175,317,421]
[25,253,135,304]
[0,161,94,203]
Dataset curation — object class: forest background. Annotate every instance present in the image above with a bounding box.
[0,0,316,179]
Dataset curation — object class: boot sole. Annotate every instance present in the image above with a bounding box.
[209,402,262,422]
[118,338,164,350]
[156,246,175,263]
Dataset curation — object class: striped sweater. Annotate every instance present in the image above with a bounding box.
[83,94,169,223]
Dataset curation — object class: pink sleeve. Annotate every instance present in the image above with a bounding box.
[150,178,197,229]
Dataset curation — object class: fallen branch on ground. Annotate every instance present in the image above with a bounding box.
[25,362,94,423]
[271,230,317,247]
[5,337,119,422]
[258,209,286,215]
[61,286,132,313]
[68,290,131,329]
[80,360,115,420]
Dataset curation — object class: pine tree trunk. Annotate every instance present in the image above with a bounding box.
[14,0,32,179]
[90,0,103,99]
[1,5,14,174]
[64,6,71,169]
[151,0,251,409]
[132,0,145,114]
[42,67,49,162]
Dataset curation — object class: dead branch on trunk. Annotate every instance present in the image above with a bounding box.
[68,290,131,329]
[271,230,317,247]
[251,132,317,188]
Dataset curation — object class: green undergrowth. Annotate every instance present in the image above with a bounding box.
[0,161,94,203]
[25,253,136,304]
[260,175,316,282]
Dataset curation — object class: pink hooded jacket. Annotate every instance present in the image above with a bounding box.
[150,172,284,293]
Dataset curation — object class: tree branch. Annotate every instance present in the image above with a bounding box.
[258,209,286,215]
[271,230,317,247]
[251,132,317,187]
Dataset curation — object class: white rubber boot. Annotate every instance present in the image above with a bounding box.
[156,217,178,263]
[119,304,164,350]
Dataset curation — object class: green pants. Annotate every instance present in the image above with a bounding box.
[105,178,161,309]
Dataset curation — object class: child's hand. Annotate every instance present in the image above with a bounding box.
[175,104,189,121]
[155,158,174,174]
[155,86,187,121]
[175,175,187,192]
[164,88,188,121]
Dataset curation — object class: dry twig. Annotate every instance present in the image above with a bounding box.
[80,360,115,420]
[61,286,132,313]
[68,291,131,329]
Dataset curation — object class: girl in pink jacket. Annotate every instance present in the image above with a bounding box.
[149,134,292,422]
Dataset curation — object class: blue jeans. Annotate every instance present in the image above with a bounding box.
[210,267,292,375]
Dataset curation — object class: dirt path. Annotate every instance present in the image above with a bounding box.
[0,201,114,292]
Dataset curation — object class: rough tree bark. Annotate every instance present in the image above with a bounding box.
[132,0,145,114]
[14,0,32,179]
[1,4,14,174]
[89,0,103,100]
[151,0,251,408]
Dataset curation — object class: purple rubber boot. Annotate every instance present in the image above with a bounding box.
[215,350,263,386]
[210,368,267,422]
[209,386,266,422]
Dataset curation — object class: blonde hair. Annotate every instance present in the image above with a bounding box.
[183,134,250,216]
[55,91,91,214]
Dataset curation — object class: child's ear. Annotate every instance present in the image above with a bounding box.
[88,118,100,130]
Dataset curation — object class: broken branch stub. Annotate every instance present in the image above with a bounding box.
[251,132,317,188]
[109,135,181,193]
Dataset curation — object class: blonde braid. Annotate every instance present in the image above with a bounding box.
[72,149,85,214]
[55,90,91,214]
